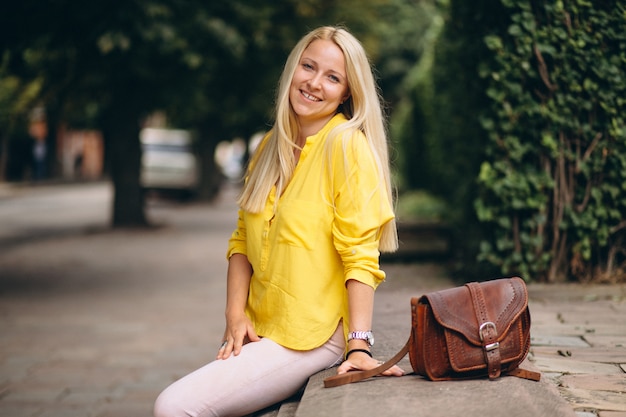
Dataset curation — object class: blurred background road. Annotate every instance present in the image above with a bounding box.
[0,182,238,417]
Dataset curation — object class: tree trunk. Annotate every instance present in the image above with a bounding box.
[0,130,9,182]
[196,124,223,201]
[44,105,61,180]
[105,107,147,227]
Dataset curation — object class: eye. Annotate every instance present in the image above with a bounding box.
[328,74,340,83]
[302,62,314,71]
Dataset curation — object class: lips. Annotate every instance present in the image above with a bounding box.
[301,90,321,102]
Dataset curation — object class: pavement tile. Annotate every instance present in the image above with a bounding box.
[599,412,626,417]
[0,357,38,381]
[59,389,115,406]
[24,364,123,387]
[576,412,600,417]
[1,385,68,403]
[559,387,626,412]
[532,356,622,375]
[527,316,597,333]
[94,402,153,417]
[529,324,626,337]
[544,301,625,315]
[532,347,626,363]
[0,404,42,417]
[527,284,626,302]
[38,406,98,417]
[560,374,626,392]
[583,335,626,348]
[532,335,591,347]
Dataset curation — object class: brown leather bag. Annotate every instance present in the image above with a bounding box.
[324,277,540,388]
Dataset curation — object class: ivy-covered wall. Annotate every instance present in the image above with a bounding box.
[400,0,626,282]
[476,0,625,282]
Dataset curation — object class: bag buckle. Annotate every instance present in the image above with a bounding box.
[484,342,500,351]
[479,321,499,350]
[479,321,497,342]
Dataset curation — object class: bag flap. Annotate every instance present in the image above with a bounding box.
[420,277,528,346]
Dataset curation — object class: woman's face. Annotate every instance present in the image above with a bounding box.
[289,39,350,134]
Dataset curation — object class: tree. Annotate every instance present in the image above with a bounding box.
[1,0,272,225]
[1,0,439,228]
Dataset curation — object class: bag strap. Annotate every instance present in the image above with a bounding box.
[466,282,502,379]
[507,366,541,381]
[323,338,410,388]
[323,339,541,388]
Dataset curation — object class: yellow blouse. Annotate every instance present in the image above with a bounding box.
[226,114,394,350]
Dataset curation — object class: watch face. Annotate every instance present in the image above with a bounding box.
[349,331,374,347]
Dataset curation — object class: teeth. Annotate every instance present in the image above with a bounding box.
[302,91,321,102]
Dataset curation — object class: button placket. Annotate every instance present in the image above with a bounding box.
[259,189,276,272]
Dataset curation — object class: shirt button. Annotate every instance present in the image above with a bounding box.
[351,250,356,255]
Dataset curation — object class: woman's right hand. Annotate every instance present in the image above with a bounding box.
[216,311,260,360]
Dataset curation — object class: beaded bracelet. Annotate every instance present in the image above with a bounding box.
[345,349,372,360]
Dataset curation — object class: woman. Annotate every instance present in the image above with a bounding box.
[154,26,404,417]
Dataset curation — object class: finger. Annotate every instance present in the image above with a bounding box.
[381,365,405,377]
[232,335,244,356]
[336,361,353,374]
[336,358,365,374]
[247,329,261,342]
[216,339,231,360]
[337,358,404,377]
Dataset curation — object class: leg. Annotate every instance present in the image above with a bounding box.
[154,325,344,417]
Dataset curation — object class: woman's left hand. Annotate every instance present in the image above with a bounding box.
[336,351,405,376]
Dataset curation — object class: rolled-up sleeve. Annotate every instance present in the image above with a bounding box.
[331,132,395,289]
[226,208,248,259]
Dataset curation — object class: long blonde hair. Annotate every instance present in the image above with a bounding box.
[238,26,398,252]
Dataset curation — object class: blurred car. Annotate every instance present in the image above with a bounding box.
[140,128,199,198]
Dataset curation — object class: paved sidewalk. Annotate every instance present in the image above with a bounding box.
[0,182,624,417]
[284,267,626,417]
[527,283,626,416]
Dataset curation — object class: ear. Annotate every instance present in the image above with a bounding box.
[342,91,351,104]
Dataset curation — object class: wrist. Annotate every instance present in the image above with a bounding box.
[345,348,372,360]
[347,330,375,347]
[224,307,246,320]
[347,338,370,350]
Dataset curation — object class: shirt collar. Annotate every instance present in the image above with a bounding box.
[304,113,348,144]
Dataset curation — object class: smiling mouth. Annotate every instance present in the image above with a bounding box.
[301,90,321,102]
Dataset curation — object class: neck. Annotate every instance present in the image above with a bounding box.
[295,135,306,148]
[296,114,334,141]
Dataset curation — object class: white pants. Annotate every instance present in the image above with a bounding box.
[154,325,345,417]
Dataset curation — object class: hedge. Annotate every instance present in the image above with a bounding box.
[475,0,626,282]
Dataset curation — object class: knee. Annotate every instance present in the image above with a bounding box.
[153,388,186,417]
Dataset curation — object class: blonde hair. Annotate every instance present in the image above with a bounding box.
[238,26,398,252]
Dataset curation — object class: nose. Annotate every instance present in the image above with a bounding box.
[307,73,322,90]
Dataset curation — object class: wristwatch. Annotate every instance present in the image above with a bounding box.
[348,330,375,347]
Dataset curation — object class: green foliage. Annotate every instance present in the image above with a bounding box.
[396,190,448,223]
[0,0,434,143]
[0,0,441,223]
[388,0,444,193]
[391,0,513,280]
[402,0,626,282]
[475,0,626,282]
